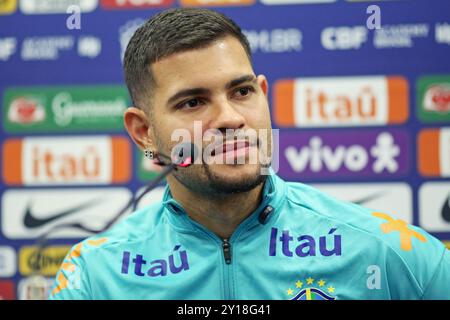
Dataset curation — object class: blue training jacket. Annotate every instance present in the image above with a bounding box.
[49,172,450,300]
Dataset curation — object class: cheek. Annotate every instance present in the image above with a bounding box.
[245,97,271,127]
[159,119,201,147]
[151,120,179,150]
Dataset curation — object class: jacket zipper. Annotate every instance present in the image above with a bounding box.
[222,238,232,264]
[177,207,268,299]
[221,238,233,299]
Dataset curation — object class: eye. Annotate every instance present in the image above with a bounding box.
[233,86,255,99]
[176,98,203,110]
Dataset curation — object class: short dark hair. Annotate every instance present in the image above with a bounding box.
[123,8,252,112]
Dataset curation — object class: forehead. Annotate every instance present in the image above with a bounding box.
[150,36,253,99]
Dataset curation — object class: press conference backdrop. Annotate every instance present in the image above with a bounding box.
[1,0,450,300]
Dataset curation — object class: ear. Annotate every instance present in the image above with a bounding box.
[257,74,269,98]
[123,107,155,151]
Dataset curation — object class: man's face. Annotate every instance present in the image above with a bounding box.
[148,36,272,196]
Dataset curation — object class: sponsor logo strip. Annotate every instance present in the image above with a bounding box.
[20,36,74,61]
[444,241,450,250]
[119,18,145,62]
[261,0,336,4]
[273,76,408,128]
[417,75,450,122]
[2,136,130,186]
[101,0,174,8]
[112,137,131,183]
[179,0,255,6]
[243,28,303,54]
[346,0,403,2]
[436,23,450,46]
[1,188,132,239]
[0,281,15,300]
[18,277,54,300]
[419,182,450,233]
[373,24,429,49]
[321,26,368,50]
[418,127,450,177]
[0,0,16,14]
[19,246,71,276]
[3,85,129,132]
[277,129,409,179]
[0,37,17,61]
[311,183,413,223]
[0,246,17,277]
[20,0,98,14]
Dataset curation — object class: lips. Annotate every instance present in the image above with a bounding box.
[213,140,250,156]
[210,140,257,157]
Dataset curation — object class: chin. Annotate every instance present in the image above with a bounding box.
[212,163,260,176]
[204,164,266,194]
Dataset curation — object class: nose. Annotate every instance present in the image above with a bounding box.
[209,97,246,132]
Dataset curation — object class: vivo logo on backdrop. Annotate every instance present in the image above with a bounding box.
[277,129,409,180]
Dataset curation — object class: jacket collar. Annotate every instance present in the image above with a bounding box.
[161,168,286,235]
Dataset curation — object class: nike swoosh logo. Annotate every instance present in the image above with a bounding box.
[351,191,385,206]
[24,198,102,229]
[441,194,450,223]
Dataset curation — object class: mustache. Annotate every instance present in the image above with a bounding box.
[203,131,260,156]
[159,128,273,165]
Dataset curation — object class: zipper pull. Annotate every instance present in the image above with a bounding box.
[222,239,232,264]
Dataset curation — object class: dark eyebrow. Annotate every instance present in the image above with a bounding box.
[166,75,257,107]
[225,74,257,90]
[167,88,210,106]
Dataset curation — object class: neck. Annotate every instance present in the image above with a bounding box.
[167,176,265,239]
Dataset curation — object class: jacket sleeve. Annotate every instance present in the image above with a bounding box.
[421,249,450,300]
[48,243,91,300]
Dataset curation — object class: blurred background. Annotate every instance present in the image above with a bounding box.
[1,0,450,300]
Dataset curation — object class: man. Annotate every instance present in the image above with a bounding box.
[50,8,450,300]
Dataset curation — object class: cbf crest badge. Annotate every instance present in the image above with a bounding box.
[286,277,336,300]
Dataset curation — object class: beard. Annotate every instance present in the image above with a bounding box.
[154,124,273,198]
[171,162,270,198]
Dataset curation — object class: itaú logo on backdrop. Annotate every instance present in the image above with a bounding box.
[418,127,450,178]
[2,136,130,185]
[273,76,408,128]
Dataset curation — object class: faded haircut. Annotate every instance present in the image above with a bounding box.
[123,7,252,113]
